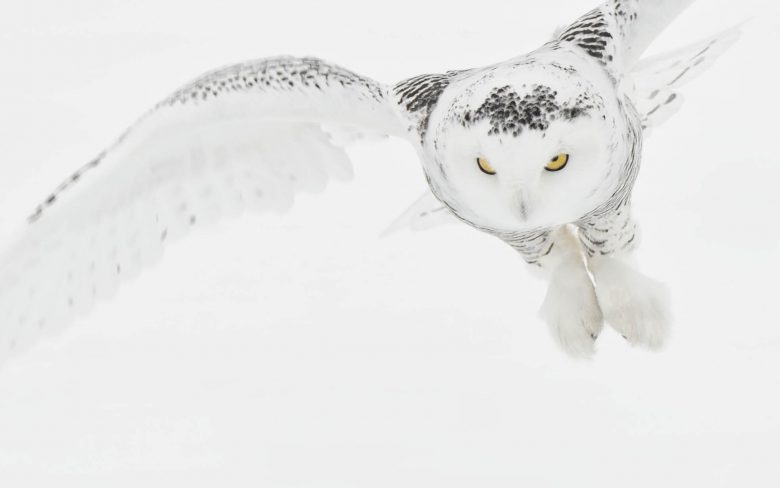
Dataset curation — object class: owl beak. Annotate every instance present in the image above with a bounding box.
[500,181,531,222]
[513,191,529,221]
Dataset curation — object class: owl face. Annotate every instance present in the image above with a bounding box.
[426,60,626,232]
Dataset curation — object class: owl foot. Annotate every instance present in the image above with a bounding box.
[540,254,604,358]
[589,257,671,351]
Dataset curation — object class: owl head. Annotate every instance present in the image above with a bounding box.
[424,57,632,232]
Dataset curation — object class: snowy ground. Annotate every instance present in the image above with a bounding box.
[0,0,779,486]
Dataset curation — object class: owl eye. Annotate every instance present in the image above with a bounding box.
[477,157,496,175]
[545,153,569,172]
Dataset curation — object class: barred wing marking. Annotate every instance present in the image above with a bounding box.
[628,25,741,127]
[557,0,695,71]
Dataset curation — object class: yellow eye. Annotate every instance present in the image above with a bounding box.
[545,153,570,172]
[477,157,496,175]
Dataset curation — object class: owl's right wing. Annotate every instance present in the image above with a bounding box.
[0,56,418,363]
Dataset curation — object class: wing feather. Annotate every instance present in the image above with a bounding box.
[628,25,740,128]
[382,191,457,236]
[557,0,695,71]
[557,2,739,128]
[0,56,410,364]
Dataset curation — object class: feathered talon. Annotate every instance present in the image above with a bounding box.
[540,254,605,359]
[590,257,671,351]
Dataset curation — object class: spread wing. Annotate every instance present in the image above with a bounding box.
[0,56,412,364]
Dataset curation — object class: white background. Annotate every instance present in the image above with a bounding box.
[1,0,779,486]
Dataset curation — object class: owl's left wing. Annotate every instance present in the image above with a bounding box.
[626,25,741,128]
[0,56,414,363]
[555,0,696,72]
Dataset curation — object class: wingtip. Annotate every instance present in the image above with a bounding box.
[379,213,408,238]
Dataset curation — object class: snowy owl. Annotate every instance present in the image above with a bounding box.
[0,0,740,361]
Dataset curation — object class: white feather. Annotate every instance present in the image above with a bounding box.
[627,24,741,128]
[0,57,410,364]
[614,0,697,69]
[381,191,458,237]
